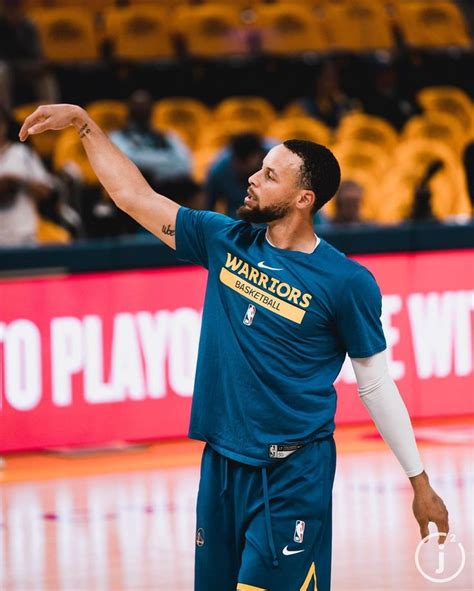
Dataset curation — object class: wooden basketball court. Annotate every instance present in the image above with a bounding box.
[1,416,472,590]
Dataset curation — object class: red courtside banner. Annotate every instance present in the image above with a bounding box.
[0,249,473,452]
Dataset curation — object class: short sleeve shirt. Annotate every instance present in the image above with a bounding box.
[175,208,386,466]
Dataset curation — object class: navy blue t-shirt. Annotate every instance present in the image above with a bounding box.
[175,208,386,466]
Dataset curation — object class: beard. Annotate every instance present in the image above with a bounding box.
[236,200,291,224]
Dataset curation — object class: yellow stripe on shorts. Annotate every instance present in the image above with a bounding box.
[300,561,318,591]
[237,584,268,591]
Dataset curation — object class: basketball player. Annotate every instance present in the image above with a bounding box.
[20,105,449,591]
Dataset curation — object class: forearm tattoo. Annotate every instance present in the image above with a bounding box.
[79,123,91,139]
[162,224,175,236]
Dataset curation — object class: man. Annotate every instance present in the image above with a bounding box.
[19,104,449,591]
[205,133,273,217]
[109,89,192,192]
[462,141,474,213]
[0,0,59,109]
[0,105,55,245]
[106,89,193,234]
[331,180,363,225]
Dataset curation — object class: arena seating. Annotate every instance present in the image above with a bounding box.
[14,85,472,225]
[29,7,99,61]
[22,0,472,62]
[104,5,174,60]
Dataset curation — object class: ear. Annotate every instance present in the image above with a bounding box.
[296,190,316,212]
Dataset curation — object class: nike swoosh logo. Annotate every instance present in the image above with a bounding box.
[257,261,283,271]
[282,545,305,556]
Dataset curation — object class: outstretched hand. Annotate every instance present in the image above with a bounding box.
[19,104,85,142]
[411,472,449,545]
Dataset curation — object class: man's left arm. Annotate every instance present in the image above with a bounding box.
[351,351,450,544]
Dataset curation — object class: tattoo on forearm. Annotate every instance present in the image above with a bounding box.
[79,123,91,139]
[162,224,175,236]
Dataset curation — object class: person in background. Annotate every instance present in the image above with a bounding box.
[205,133,274,218]
[296,60,358,129]
[0,106,55,245]
[109,89,192,193]
[462,141,474,215]
[362,61,415,130]
[0,0,59,110]
[408,160,444,223]
[106,89,193,234]
[331,180,364,225]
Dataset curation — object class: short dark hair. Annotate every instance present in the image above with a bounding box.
[230,133,265,162]
[283,139,341,213]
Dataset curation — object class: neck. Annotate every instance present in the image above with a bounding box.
[266,216,318,253]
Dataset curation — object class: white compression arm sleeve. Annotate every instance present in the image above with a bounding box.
[350,350,424,477]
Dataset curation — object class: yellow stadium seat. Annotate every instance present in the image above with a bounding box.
[53,128,97,185]
[330,141,391,221]
[197,120,262,150]
[395,1,470,49]
[105,6,174,60]
[402,112,467,154]
[32,0,115,10]
[126,0,188,5]
[282,100,308,118]
[153,98,211,149]
[323,1,394,51]
[87,100,127,132]
[336,113,398,151]
[192,147,220,184]
[266,117,332,145]
[378,166,471,223]
[322,167,379,221]
[174,5,247,58]
[252,4,328,54]
[214,97,277,134]
[375,138,469,222]
[37,217,70,244]
[13,102,58,158]
[332,140,390,177]
[417,86,474,137]
[393,137,459,174]
[30,8,99,62]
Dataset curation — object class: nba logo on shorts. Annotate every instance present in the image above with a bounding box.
[243,304,256,326]
[294,520,305,543]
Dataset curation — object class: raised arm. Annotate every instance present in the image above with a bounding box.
[19,104,180,248]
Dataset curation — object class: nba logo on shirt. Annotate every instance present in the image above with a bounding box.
[243,304,256,326]
[294,520,305,544]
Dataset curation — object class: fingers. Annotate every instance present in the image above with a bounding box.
[26,121,51,137]
[419,518,429,542]
[436,514,449,546]
[19,107,50,141]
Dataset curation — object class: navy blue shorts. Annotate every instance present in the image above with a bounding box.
[194,437,336,591]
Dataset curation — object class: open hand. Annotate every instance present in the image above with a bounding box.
[19,104,85,142]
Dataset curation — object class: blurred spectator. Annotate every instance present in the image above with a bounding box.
[463,141,474,214]
[362,62,415,130]
[0,0,59,110]
[296,60,358,129]
[101,89,193,235]
[109,90,192,192]
[331,180,363,225]
[205,133,273,218]
[0,106,55,245]
[408,160,444,223]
